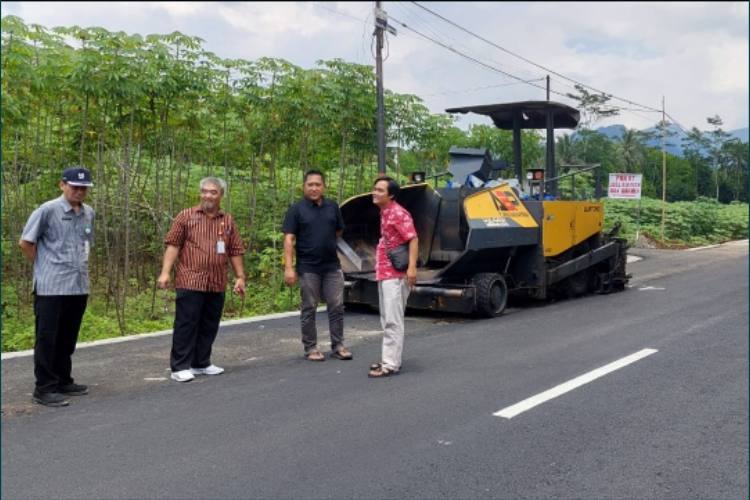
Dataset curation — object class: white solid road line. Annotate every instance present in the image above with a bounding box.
[1,306,327,360]
[685,239,748,251]
[494,348,658,419]
[685,244,720,252]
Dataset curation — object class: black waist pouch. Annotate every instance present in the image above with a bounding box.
[386,243,410,271]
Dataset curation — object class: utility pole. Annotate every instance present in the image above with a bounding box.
[545,75,555,196]
[660,96,667,243]
[374,2,386,175]
[373,3,396,176]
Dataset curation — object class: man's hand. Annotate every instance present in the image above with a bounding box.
[406,266,417,288]
[284,268,297,286]
[18,240,36,263]
[156,272,171,290]
[283,234,297,287]
[406,236,419,288]
[233,277,246,296]
[158,245,180,290]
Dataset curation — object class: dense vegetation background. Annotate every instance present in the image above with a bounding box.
[2,18,747,351]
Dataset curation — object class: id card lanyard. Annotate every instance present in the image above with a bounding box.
[84,225,92,260]
[216,221,226,254]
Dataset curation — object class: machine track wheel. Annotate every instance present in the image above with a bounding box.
[473,273,508,318]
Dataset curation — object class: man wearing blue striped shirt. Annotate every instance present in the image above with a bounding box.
[19,166,95,407]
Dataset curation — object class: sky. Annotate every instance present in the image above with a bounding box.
[3,1,748,133]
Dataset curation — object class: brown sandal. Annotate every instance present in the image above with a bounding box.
[368,365,399,378]
[304,350,325,362]
[331,346,353,360]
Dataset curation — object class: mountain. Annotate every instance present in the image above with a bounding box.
[587,124,748,157]
[729,127,748,143]
[640,123,688,156]
[595,124,627,140]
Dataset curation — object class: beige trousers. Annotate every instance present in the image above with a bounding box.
[378,278,410,371]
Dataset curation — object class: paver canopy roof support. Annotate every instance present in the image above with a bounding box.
[446,101,580,196]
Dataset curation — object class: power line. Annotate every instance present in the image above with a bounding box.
[302,3,552,107]
[419,78,545,97]
[388,14,569,100]
[392,13,648,119]
[359,11,373,65]
[549,76,661,116]
[410,1,664,114]
[394,2,542,81]
[395,2,458,49]
[314,2,365,23]
[283,2,697,132]
[619,109,664,127]
[310,3,580,110]
[547,77,663,129]
[665,112,690,135]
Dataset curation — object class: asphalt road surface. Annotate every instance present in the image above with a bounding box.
[2,241,747,499]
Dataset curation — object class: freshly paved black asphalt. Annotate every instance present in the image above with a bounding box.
[2,242,747,499]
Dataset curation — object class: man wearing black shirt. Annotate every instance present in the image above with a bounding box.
[283,170,352,362]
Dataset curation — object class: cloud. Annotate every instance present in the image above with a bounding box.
[1,1,747,131]
[565,36,659,59]
[145,1,208,17]
[215,2,332,37]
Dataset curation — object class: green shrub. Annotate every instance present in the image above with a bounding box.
[3,197,746,352]
[604,197,748,246]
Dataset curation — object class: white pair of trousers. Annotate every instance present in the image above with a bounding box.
[378,278,410,371]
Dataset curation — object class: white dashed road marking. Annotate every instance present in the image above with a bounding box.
[494,348,658,419]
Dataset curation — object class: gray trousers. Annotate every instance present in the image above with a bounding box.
[378,278,410,371]
[299,270,345,353]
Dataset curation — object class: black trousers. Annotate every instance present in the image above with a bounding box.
[34,294,88,393]
[170,289,225,371]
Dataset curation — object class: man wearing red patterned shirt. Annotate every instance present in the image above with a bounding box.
[157,177,246,383]
[368,177,419,378]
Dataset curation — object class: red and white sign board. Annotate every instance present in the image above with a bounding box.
[608,173,642,199]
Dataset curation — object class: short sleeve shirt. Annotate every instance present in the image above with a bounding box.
[376,201,417,281]
[164,207,245,292]
[282,198,344,274]
[21,195,95,295]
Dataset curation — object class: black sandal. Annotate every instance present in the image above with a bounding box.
[368,365,398,378]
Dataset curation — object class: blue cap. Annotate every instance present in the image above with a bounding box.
[61,166,93,187]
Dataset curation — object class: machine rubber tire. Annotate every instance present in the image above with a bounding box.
[473,273,508,318]
[563,240,594,298]
[566,269,592,297]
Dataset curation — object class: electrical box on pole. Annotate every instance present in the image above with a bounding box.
[375,8,397,35]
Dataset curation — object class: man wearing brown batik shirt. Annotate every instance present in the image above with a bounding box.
[157,177,246,383]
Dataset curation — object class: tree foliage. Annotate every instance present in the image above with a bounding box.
[1,19,541,350]
[2,18,746,351]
